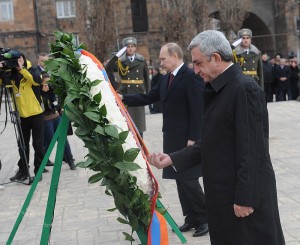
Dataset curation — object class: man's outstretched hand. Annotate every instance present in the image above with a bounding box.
[148,153,173,169]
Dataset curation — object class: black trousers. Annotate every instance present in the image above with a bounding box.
[17,113,45,175]
[176,179,208,225]
[264,83,273,102]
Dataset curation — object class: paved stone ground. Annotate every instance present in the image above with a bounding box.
[0,101,300,244]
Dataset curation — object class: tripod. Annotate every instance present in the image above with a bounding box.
[0,71,33,185]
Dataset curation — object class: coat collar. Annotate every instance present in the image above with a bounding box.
[210,63,241,93]
[235,44,260,55]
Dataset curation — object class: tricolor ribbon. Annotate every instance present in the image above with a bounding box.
[80,50,168,244]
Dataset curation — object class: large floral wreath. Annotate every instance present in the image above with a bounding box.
[45,32,165,243]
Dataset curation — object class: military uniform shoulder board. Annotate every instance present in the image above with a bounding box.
[135,53,145,62]
[249,45,260,55]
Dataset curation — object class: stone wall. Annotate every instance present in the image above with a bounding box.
[0,0,299,65]
[36,0,77,60]
[0,0,37,62]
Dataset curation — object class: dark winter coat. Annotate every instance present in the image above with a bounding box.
[262,60,273,83]
[170,64,285,245]
[273,65,291,90]
[124,64,204,180]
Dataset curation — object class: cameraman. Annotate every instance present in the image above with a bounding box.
[41,72,76,170]
[5,52,45,181]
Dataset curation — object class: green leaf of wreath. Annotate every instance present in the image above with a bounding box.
[88,171,108,183]
[117,217,129,225]
[114,162,142,171]
[93,93,101,103]
[122,232,135,242]
[119,131,129,141]
[107,207,117,212]
[124,148,140,162]
[91,79,101,87]
[99,105,107,117]
[104,125,119,138]
[108,144,124,162]
[94,125,105,135]
[76,157,94,168]
[64,109,83,126]
[64,94,79,105]
[75,125,91,136]
[84,111,100,122]
[76,161,86,168]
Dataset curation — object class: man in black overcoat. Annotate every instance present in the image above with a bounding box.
[273,58,292,101]
[149,31,285,245]
[121,43,208,237]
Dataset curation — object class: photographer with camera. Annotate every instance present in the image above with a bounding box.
[1,52,46,182]
[41,72,76,170]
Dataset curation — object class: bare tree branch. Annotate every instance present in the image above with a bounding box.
[161,0,208,61]
[217,0,251,40]
[76,0,116,62]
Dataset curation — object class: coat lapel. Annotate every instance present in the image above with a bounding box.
[161,74,169,102]
[163,65,186,101]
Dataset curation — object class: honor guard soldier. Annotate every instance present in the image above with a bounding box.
[105,37,150,137]
[232,28,264,89]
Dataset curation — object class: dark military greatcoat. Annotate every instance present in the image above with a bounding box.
[105,53,149,133]
[233,44,264,89]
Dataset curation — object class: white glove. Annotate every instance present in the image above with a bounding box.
[232,38,242,48]
[116,46,127,58]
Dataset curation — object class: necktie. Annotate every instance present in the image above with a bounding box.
[168,73,174,87]
[129,57,133,62]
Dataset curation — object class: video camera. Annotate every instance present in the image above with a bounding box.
[0,48,21,71]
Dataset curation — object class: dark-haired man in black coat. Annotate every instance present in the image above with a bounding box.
[120,42,208,237]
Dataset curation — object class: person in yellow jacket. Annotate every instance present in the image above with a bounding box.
[1,52,46,182]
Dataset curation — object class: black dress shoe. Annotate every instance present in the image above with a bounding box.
[46,160,54,166]
[193,223,209,237]
[10,170,27,182]
[68,162,76,170]
[178,222,196,232]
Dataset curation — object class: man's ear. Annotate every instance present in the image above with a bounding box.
[212,53,222,63]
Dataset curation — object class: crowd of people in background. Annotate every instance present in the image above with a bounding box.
[263,53,300,102]
[108,30,299,109]
[109,52,300,106]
